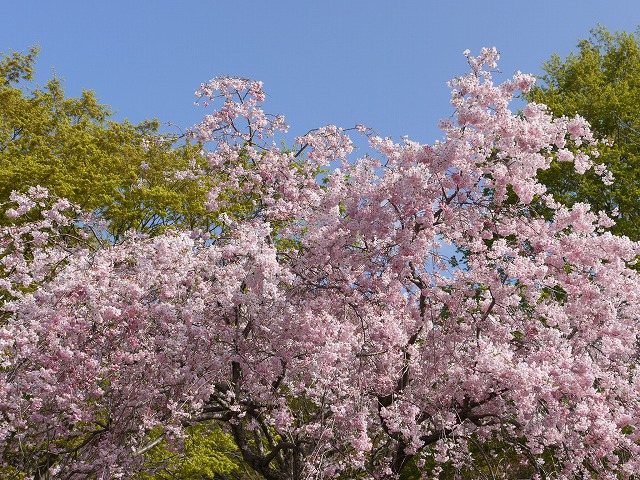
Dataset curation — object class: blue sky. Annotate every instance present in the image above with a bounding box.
[2,1,639,147]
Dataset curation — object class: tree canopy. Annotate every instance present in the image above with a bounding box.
[0,46,214,241]
[526,25,640,240]
[1,48,639,479]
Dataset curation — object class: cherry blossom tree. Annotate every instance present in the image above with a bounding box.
[1,48,639,479]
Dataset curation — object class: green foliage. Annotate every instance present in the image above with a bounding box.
[137,424,253,480]
[526,25,640,240]
[0,465,28,480]
[0,47,214,241]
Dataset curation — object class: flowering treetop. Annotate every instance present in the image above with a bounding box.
[1,48,639,479]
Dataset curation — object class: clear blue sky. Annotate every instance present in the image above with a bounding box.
[2,1,639,146]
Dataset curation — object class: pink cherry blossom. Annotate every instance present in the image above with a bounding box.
[1,50,639,479]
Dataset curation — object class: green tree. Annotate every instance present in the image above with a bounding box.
[526,25,640,240]
[0,46,215,241]
[136,423,263,480]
